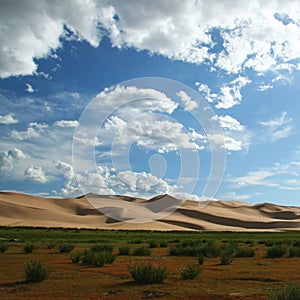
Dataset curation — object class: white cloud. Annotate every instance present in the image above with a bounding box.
[176,90,198,111]
[54,120,79,128]
[221,191,261,201]
[0,0,101,78]
[0,114,18,125]
[11,122,48,140]
[24,165,48,183]
[95,85,178,115]
[25,83,35,93]
[0,148,26,172]
[102,116,205,153]
[260,111,294,141]
[213,115,245,131]
[3,1,300,81]
[197,76,251,109]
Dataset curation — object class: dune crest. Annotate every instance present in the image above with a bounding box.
[0,192,299,231]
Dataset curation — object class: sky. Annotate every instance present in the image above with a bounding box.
[1,0,300,206]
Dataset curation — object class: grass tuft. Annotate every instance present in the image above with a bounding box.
[180,264,200,280]
[269,282,300,300]
[133,246,151,256]
[58,243,74,253]
[266,245,287,258]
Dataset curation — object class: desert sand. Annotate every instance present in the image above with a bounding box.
[0,192,299,231]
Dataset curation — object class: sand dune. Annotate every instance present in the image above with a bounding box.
[0,192,299,231]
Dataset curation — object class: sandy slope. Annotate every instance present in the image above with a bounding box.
[0,192,299,231]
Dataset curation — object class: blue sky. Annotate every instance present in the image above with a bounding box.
[1,0,300,206]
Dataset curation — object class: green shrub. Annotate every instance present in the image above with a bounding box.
[0,242,8,253]
[169,245,203,257]
[81,249,116,266]
[118,246,130,255]
[269,282,300,300]
[235,247,255,258]
[289,247,300,257]
[197,254,204,265]
[133,246,151,256]
[203,241,220,258]
[149,241,158,248]
[292,241,300,247]
[58,243,74,253]
[70,252,82,263]
[129,239,143,244]
[220,251,233,265]
[180,264,200,280]
[266,245,287,258]
[90,244,113,253]
[128,262,167,284]
[24,243,36,254]
[160,242,168,248]
[25,260,49,283]
[46,242,55,249]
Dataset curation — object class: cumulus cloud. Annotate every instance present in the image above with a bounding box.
[3,1,300,81]
[213,115,245,131]
[197,76,251,109]
[0,114,18,125]
[0,148,26,172]
[11,122,48,140]
[176,90,198,111]
[24,165,48,183]
[101,116,205,153]
[54,120,79,128]
[0,0,101,78]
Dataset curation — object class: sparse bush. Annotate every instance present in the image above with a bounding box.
[0,242,8,253]
[46,242,55,249]
[90,244,113,253]
[289,247,300,258]
[169,244,203,257]
[70,252,82,263]
[118,246,130,256]
[149,241,158,248]
[58,243,74,253]
[266,245,287,258]
[180,264,200,280]
[133,246,151,256]
[235,247,255,258]
[128,262,167,284]
[24,243,36,254]
[269,282,300,300]
[25,260,49,283]
[129,239,142,244]
[197,254,204,265]
[81,249,116,266]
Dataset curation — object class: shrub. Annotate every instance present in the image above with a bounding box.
[129,239,142,244]
[25,260,49,283]
[197,254,204,265]
[149,241,158,248]
[24,243,36,254]
[118,246,130,256]
[0,242,8,253]
[235,247,255,258]
[58,243,74,253]
[128,262,167,284]
[46,242,56,249]
[180,264,200,280]
[220,251,233,265]
[289,247,300,257]
[269,282,300,300]
[81,249,116,266]
[160,242,168,248]
[169,245,203,257]
[133,246,151,256]
[90,244,113,253]
[70,252,82,263]
[266,245,287,258]
[292,241,300,247]
[203,241,220,258]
